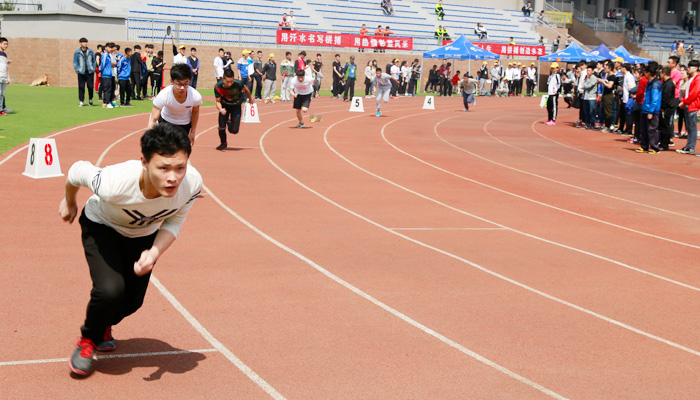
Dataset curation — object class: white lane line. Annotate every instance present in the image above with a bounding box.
[431,117,700,250]
[150,276,286,400]
[245,115,568,399]
[529,118,700,182]
[320,114,700,355]
[0,349,218,367]
[389,227,507,231]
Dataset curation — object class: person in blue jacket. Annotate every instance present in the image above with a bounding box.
[99,42,116,108]
[638,61,662,154]
[117,48,133,107]
[73,37,96,107]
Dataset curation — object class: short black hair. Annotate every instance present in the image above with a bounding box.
[79,37,88,43]
[335,53,340,57]
[191,47,197,51]
[295,69,305,77]
[376,67,382,72]
[689,59,700,68]
[115,44,120,50]
[257,50,262,53]
[170,63,193,81]
[134,44,141,50]
[661,66,672,76]
[286,51,291,56]
[125,47,132,54]
[157,51,163,57]
[299,51,306,56]
[218,48,225,52]
[317,53,321,56]
[587,62,596,69]
[223,68,234,78]
[668,55,680,65]
[141,123,192,162]
[622,63,632,71]
[645,61,659,76]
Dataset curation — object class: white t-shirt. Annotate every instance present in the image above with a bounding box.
[153,85,203,125]
[291,75,315,95]
[213,56,224,78]
[68,160,202,238]
[390,64,400,79]
[174,53,187,65]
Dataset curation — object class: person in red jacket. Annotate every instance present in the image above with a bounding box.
[629,66,647,144]
[678,59,700,154]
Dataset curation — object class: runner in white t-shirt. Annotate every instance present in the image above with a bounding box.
[148,64,203,145]
[290,69,316,128]
[59,123,202,376]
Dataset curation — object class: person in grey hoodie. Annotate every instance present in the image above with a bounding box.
[73,37,96,106]
[581,62,600,129]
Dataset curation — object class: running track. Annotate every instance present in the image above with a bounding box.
[1,96,700,399]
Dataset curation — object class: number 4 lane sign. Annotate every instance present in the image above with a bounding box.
[422,96,435,110]
[349,97,364,112]
[23,138,64,179]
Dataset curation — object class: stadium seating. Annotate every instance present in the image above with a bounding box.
[640,23,698,51]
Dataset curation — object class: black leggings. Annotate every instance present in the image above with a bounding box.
[79,211,157,344]
[218,104,242,145]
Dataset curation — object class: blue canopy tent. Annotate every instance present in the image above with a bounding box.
[614,46,653,65]
[539,42,605,63]
[422,35,500,93]
[590,44,620,60]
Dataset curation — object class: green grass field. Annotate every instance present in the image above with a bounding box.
[0,84,214,156]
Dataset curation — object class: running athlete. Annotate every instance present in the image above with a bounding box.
[290,69,315,128]
[373,67,400,117]
[214,68,253,150]
[148,64,202,145]
[59,123,202,376]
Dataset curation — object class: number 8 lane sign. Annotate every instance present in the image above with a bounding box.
[23,138,64,179]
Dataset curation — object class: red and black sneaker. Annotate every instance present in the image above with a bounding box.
[69,337,97,376]
[96,326,116,352]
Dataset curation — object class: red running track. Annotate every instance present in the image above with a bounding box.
[1,95,700,399]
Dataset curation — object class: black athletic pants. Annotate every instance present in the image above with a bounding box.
[79,211,157,345]
[101,77,113,104]
[343,77,356,100]
[130,71,141,99]
[659,108,675,148]
[119,79,131,105]
[152,73,162,96]
[141,71,151,98]
[333,76,341,97]
[547,93,559,121]
[77,73,94,103]
[252,73,262,98]
[218,104,242,146]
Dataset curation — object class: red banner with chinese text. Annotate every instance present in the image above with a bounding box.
[277,30,413,50]
[442,40,546,57]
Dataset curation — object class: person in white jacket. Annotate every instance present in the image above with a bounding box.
[364,60,376,97]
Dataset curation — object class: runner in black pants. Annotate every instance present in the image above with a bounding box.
[214,68,253,150]
[59,123,203,377]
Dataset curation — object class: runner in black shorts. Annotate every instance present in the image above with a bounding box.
[214,68,253,150]
[290,69,315,128]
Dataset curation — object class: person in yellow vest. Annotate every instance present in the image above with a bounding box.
[435,0,445,20]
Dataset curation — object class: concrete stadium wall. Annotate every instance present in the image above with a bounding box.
[1,12,126,41]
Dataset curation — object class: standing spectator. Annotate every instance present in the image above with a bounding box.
[280,51,294,102]
[658,67,678,151]
[545,62,561,125]
[426,64,438,93]
[364,60,375,97]
[677,68,690,138]
[312,53,323,98]
[689,17,695,35]
[279,13,290,30]
[332,53,343,98]
[95,44,102,101]
[223,51,233,72]
[451,69,461,96]
[143,44,155,99]
[99,43,115,108]
[151,50,165,97]
[262,53,277,104]
[237,49,252,98]
[538,36,544,46]
[287,11,297,31]
[526,63,537,96]
[683,12,689,31]
[638,62,662,153]
[565,36,572,47]
[117,47,133,107]
[73,37,96,107]
[597,60,617,132]
[438,59,449,96]
[171,36,187,65]
[359,24,368,52]
[343,55,358,102]
[399,60,409,95]
[187,48,199,89]
[478,61,489,95]
[252,50,264,100]
[408,59,420,96]
[390,58,401,98]
[213,48,225,84]
[678,60,700,155]
[435,0,444,20]
[382,26,393,54]
[581,63,599,129]
[671,40,678,55]
[620,63,636,134]
[294,50,307,74]
[638,21,646,43]
[130,45,142,100]
[490,61,502,96]
[552,36,561,53]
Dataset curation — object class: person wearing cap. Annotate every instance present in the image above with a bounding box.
[505,63,514,96]
[74,37,96,107]
[262,53,277,103]
[342,55,357,102]
[390,58,401,98]
[512,62,522,96]
[526,62,538,96]
[490,61,502,96]
[478,61,489,96]
[545,62,561,125]
[171,35,187,65]
[237,49,252,100]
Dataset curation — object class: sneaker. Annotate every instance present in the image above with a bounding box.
[296,122,305,128]
[102,103,107,109]
[106,104,114,109]
[96,326,116,352]
[122,103,134,108]
[216,143,227,150]
[648,149,660,154]
[677,148,695,154]
[88,100,93,106]
[635,147,648,153]
[69,337,97,376]
[627,137,638,144]
[110,102,119,108]
[669,140,675,147]
[544,120,554,125]
[0,111,6,116]
[376,111,382,117]
[79,101,84,107]
[600,128,611,133]
[658,146,670,151]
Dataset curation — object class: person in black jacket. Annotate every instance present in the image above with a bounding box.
[659,66,677,150]
[425,65,438,92]
[130,45,142,100]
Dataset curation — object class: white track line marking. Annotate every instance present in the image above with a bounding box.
[0,349,218,367]
[530,117,700,181]
[243,115,569,399]
[431,117,700,250]
[314,113,700,356]
[389,227,507,231]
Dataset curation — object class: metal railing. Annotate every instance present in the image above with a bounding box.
[1,1,42,11]
[546,0,574,14]
[573,12,624,33]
